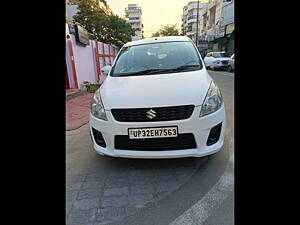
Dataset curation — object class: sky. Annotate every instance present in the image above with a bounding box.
[106,0,208,38]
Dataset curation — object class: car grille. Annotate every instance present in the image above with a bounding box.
[221,60,229,65]
[111,105,195,122]
[115,133,196,151]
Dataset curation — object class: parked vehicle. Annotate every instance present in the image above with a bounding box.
[90,36,226,158]
[204,51,231,71]
[227,54,234,72]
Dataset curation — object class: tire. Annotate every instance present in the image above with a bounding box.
[227,65,232,72]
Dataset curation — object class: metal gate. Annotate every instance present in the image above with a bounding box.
[94,41,118,83]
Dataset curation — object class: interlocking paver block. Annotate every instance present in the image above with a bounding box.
[101,195,128,208]
[129,193,155,206]
[105,177,129,188]
[130,184,155,194]
[81,181,105,189]
[97,207,126,221]
[130,169,154,177]
[103,186,129,197]
[77,188,103,200]
[129,176,153,185]
[68,208,97,224]
[73,198,99,211]
[66,182,83,191]
[85,172,107,182]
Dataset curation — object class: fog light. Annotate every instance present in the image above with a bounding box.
[92,128,106,147]
[207,123,222,146]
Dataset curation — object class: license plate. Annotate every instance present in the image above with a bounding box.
[128,126,178,139]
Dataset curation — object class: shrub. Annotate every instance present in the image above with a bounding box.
[83,81,101,93]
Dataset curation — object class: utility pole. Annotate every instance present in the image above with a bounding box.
[195,0,200,48]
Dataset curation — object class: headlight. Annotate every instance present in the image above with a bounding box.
[214,60,220,64]
[200,81,223,117]
[91,89,107,120]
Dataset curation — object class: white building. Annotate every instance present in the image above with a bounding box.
[182,1,207,43]
[125,4,144,41]
[201,0,225,41]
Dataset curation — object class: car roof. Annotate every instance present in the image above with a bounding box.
[123,36,192,47]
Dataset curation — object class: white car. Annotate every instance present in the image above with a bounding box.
[227,54,234,72]
[204,51,231,71]
[90,36,226,159]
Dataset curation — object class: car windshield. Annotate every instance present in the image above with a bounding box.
[110,41,203,77]
[213,52,230,58]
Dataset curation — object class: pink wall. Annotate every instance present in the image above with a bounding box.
[66,39,76,88]
[71,35,97,89]
[66,34,119,90]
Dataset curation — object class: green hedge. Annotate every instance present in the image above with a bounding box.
[83,81,101,93]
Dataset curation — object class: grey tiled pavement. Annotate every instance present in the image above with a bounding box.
[66,124,208,225]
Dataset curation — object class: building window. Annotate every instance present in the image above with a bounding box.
[129,17,140,20]
[209,6,216,27]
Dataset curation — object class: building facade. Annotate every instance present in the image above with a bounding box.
[215,0,234,55]
[182,0,234,56]
[181,1,207,43]
[125,4,144,41]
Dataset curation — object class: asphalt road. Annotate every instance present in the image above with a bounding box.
[66,70,234,225]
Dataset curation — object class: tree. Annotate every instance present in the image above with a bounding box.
[151,24,180,37]
[151,31,160,37]
[104,14,135,48]
[73,0,135,48]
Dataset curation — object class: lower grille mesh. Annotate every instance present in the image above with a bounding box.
[115,133,196,151]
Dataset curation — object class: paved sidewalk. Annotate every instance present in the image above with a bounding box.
[66,92,94,131]
[66,89,81,96]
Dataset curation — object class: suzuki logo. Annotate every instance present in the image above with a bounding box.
[146,110,157,119]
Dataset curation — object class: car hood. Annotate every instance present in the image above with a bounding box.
[100,70,213,110]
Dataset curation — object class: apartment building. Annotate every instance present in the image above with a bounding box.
[212,0,234,54]
[199,0,225,42]
[125,4,144,41]
[182,0,234,55]
[181,1,207,43]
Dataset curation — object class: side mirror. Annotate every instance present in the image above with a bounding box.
[101,66,112,76]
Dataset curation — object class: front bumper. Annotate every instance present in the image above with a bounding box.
[89,104,226,158]
[214,64,229,69]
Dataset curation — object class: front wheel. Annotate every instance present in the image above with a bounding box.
[227,65,232,72]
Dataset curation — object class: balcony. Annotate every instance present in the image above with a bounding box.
[125,7,142,15]
[187,2,198,11]
[126,17,141,23]
[187,15,197,24]
[186,30,196,36]
[125,6,141,11]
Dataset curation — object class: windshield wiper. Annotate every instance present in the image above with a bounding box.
[141,65,200,74]
[171,64,200,71]
[112,69,172,76]
[112,65,201,77]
